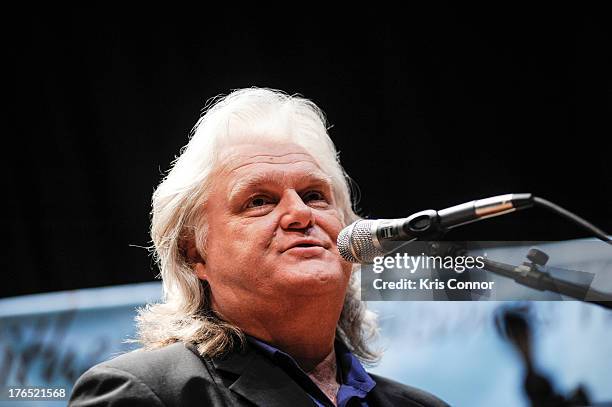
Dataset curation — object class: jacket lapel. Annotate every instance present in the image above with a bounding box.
[212,344,315,407]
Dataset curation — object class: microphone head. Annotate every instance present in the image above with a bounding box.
[337,219,382,263]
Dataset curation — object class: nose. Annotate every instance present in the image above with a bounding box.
[279,189,315,231]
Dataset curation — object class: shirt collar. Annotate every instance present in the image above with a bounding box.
[334,339,376,394]
[246,335,376,395]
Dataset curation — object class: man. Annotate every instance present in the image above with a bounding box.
[70,88,448,406]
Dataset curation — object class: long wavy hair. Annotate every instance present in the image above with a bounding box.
[136,87,380,364]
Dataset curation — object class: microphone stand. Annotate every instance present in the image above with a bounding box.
[480,248,612,310]
[418,241,612,309]
[401,193,612,309]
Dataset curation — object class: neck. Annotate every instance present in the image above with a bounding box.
[213,291,345,371]
[264,322,337,372]
[307,346,340,406]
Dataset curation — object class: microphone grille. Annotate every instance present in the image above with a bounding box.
[337,219,380,263]
[337,223,356,263]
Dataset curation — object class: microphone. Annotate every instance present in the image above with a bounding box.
[337,193,533,263]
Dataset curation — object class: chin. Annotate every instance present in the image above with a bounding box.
[279,260,349,293]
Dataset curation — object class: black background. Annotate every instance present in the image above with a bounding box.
[6,6,611,297]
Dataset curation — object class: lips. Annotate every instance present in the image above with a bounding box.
[282,239,330,252]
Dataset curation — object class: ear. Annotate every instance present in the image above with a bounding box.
[186,239,208,281]
[194,262,208,282]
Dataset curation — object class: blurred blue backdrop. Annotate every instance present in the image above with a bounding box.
[1,240,611,406]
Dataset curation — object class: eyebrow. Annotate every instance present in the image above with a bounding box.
[228,171,333,202]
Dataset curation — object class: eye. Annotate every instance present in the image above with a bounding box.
[302,190,327,204]
[245,195,275,209]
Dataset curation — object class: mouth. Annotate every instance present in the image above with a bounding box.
[283,239,330,253]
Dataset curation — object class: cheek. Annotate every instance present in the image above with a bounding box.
[316,211,344,242]
[341,260,354,277]
[207,216,278,261]
[204,220,276,290]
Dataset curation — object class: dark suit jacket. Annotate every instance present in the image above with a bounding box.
[69,341,448,406]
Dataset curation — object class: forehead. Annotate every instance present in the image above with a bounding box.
[213,142,331,196]
[217,142,323,175]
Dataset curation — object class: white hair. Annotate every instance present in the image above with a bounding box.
[136,87,380,364]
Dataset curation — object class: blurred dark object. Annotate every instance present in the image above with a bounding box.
[495,305,592,406]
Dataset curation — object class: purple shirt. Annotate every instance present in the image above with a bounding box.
[247,336,376,407]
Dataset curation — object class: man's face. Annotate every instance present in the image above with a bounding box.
[193,141,352,316]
